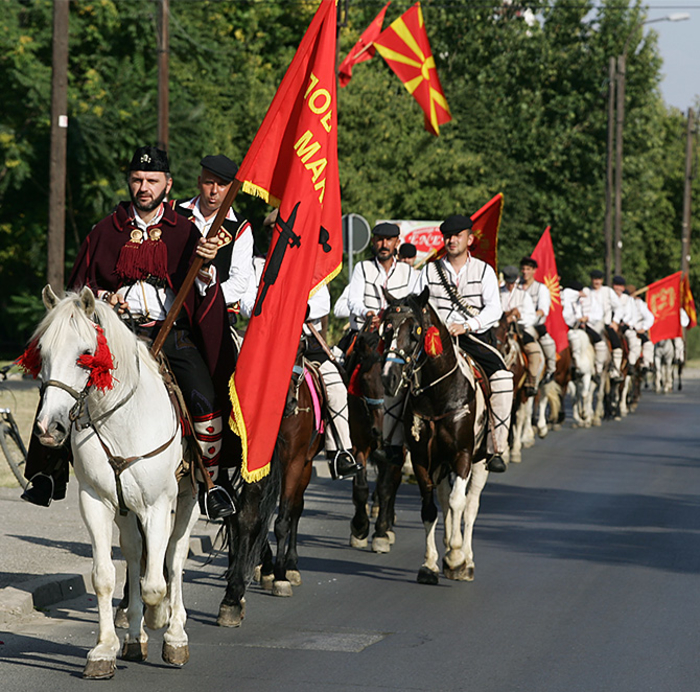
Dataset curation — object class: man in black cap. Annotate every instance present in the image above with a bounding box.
[584,269,623,381]
[398,242,418,267]
[22,146,236,520]
[347,222,418,332]
[172,154,253,330]
[415,214,513,473]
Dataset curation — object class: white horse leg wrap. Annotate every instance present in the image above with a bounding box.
[488,370,514,455]
[611,348,623,378]
[673,337,685,364]
[539,333,557,376]
[193,413,223,481]
[642,340,655,368]
[319,360,352,452]
[523,341,544,385]
[625,331,641,366]
[594,341,608,375]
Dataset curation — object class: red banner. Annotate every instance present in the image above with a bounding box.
[230,0,341,481]
[339,2,391,87]
[648,272,682,344]
[373,2,451,135]
[470,193,503,271]
[530,226,569,353]
[681,272,697,328]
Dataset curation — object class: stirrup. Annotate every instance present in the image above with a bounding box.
[21,473,55,507]
[204,485,236,522]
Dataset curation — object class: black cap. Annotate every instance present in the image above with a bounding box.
[612,275,626,286]
[399,243,417,259]
[590,269,604,280]
[200,154,238,182]
[569,280,584,291]
[440,215,472,237]
[502,265,519,282]
[129,146,170,173]
[372,222,400,238]
[520,256,538,269]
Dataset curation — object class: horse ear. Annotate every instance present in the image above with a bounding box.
[78,286,96,316]
[42,284,60,311]
[418,286,430,307]
[382,287,396,304]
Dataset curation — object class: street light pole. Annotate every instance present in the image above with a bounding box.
[611,13,689,277]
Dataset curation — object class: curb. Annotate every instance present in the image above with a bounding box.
[0,529,219,629]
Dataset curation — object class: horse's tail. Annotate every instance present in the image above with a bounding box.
[544,379,561,423]
[225,442,282,586]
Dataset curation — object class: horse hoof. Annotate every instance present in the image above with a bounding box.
[552,424,562,431]
[260,574,274,591]
[83,658,116,680]
[217,602,245,628]
[121,640,148,662]
[114,606,128,630]
[443,559,472,581]
[523,438,535,449]
[350,534,368,549]
[253,565,262,583]
[372,536,392,553]
[162,642,189,667]
[510,454,522,464]
[417,566,439,585]
[386,530,396,545]
[286,570,302,586]
[272,580,293,597]
[370,505,379,519]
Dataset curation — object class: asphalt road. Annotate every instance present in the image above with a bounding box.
[1,375,699,692]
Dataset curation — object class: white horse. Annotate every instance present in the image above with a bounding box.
[654,339,675,394]
[568,328,595,428]
[32,287,198,680]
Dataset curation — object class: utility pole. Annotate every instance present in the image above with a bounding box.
[157,0,170,151]
[47,0,69,293]
[604,56,616,285]
[681,107,694,277]
[613,53,625,277]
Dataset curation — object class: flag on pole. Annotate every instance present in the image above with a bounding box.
[373,2,451,135]
[230,0,341,482]
[339,1,391,87]
[469,193,503,271]
[648,271,683,344]
[681,273,697,328]
[530,226,568,353]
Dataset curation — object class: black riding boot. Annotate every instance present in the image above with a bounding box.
[21,446,70,507]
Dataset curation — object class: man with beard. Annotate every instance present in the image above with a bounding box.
[21,146,236,520]
[347,222,418,332]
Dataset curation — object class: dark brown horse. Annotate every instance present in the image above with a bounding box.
[381,289,489,584]
[217,348,323,625]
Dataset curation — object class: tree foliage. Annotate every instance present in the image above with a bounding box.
[0,0,698,354]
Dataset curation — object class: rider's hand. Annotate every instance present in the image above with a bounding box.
[196,237,219,263]
[448,323,466,337]
[103,291,128,314]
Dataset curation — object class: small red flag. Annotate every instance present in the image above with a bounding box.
[339,2,391,88]
[530,226,569,353]
[230,0,341,482]
[648,272,683,344]
[373,2,451,135]
[681,273,697,328]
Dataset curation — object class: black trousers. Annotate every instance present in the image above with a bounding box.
[458,331,507,378]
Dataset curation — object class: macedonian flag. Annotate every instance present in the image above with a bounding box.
[530,226,569,353]
[648,272,683,344]
[230,0,341,481]
[681,272,697,328]
[373,2,451,136]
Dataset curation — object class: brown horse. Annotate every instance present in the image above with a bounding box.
[217,347,323,625]
[381,289,490,584]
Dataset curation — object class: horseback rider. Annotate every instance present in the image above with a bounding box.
[519,256,557,383]
[611,275,642,373]
[21,146,236,520]
[500,265,544,397]
[584,269,624,382]
[240,216,362,480]
[626,283,656,371]
[415,214,514,473]
[171,154,254,331]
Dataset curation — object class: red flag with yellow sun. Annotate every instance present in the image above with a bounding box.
[373,2,451,135]
[648,272,683,343]
[530,226,569,353]
[681,272,697,328]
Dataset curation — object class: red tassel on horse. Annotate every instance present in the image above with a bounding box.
[424,326,443,358]
[348,365,362,397]
[16,339,42,378]
[77,325,115,392]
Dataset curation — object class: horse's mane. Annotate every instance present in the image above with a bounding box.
[35,291,160,409]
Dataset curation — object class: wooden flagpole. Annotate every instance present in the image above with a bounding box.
[151,178,243,357]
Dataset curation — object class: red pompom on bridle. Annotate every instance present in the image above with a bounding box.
[424,326,443,358]
[16,339,41,378]
[77,325,115,392]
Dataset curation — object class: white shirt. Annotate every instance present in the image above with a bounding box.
[500,284,537,328]
[184,196,254,306]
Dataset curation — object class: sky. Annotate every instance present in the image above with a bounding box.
[644,5,700,111]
